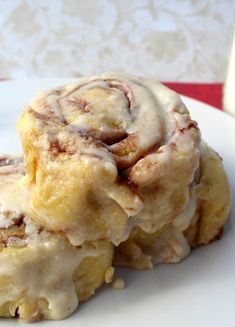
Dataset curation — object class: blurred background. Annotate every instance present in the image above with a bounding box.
[0,0,235,82]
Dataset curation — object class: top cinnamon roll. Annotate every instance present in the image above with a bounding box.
[17,73,201,246]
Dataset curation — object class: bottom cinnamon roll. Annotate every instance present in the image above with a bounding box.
[0,156,113,322]
[114,143,231,270]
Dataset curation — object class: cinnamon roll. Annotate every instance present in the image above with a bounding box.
[0,156,113,322]
[114,143,231,270]
[17,73,201,246]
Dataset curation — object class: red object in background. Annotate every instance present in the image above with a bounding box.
[0,79,223,110]
[163,82,223,110]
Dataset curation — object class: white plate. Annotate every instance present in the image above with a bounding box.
[0,79,235,327]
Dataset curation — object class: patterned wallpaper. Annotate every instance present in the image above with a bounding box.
[0,0,235,82]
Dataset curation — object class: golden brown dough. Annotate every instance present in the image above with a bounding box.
[0,156,113,322]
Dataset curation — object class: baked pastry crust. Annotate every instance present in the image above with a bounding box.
[17,73,200,246]
[0,156,113,322]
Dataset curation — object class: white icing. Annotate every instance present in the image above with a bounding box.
[24,216,40,235]
[0,236,105,320]
[172,192,197,231]
[0,214,16,228]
